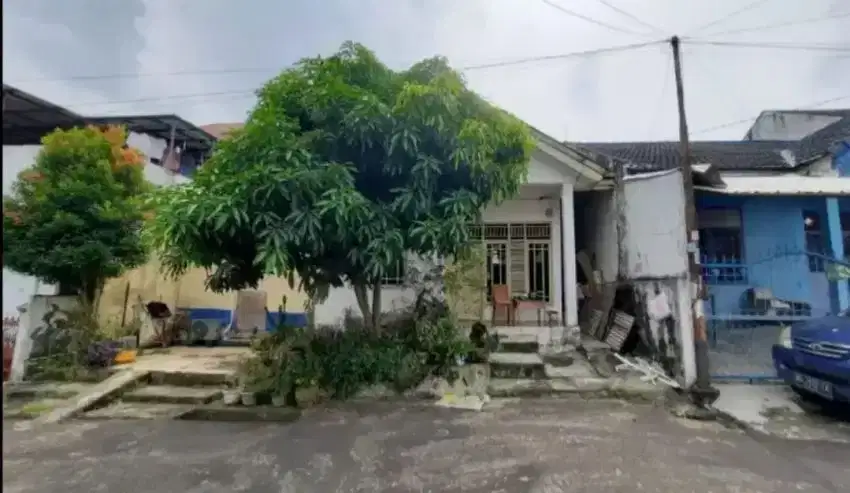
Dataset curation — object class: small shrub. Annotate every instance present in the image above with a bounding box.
[243,308,472,405]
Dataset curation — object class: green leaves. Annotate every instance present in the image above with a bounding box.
[145,41,534,298]
[2,126,150,300]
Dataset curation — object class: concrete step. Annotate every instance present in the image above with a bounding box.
[488,352,546,380]
[79,401,193,420]
[122,385,223,405]
[147,370,231,387]
[487,376,665,400]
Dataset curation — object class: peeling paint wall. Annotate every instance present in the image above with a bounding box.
[620,169,696,388]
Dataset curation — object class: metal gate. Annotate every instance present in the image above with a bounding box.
[704,248,849,382]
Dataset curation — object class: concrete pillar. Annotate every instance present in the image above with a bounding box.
[826,197,849,313]
[561,183,579,327]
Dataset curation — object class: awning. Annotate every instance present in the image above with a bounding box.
[2,84,87,145]
[696,175,850,196]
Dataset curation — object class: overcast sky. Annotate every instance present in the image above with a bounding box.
[3,0,848,142]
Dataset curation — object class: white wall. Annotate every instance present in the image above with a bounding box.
[622,170,689,279]
[313,196,563,326]
[2,146,58,316]
[621,169,695,388]
[747,112,841,141]
[580,190,618,283]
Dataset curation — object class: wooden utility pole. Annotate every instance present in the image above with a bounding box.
[670,36,717,403]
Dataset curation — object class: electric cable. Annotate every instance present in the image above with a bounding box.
[592,0,666,35]
[691,95,850,136]
[540,0,652,37]
[10,39,663,93]
[701,11,850,38]
[683,40,850,53]
[688,0,773,35]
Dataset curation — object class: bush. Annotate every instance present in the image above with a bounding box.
[240,311,474,404]
[27,303,119,380]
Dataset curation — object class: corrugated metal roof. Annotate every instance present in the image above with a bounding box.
[698,175,850,196]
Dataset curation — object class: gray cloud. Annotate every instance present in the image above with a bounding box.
[3,0,848,141]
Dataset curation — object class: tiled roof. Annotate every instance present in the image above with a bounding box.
[574,140,798,172]
[575,110,849,173]
[200,122,243,139]
[798,116,850,161]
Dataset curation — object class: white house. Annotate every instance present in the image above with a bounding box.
[313,129,611,329]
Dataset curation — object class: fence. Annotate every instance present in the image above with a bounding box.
[702,247,849,381]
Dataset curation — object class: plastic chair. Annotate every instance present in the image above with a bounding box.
[491,284,514,325]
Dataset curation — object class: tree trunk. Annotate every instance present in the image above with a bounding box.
[371,282,382,332]
[353,282,383,333]
[353,283,373,327]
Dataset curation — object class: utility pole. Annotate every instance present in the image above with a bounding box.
[670,36,718,406]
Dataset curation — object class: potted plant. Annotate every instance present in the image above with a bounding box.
[236,357,272,407]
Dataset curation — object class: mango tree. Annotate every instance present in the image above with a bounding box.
[146,42,533,329]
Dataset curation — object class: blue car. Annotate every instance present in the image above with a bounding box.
[772,310,850,404]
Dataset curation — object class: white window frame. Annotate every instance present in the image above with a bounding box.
[474,222,553,303]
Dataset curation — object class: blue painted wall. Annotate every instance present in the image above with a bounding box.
[697,193,846,318]
[835,141,850,177]
[181,307,308,331]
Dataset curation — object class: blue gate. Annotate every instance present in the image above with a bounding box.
[703,249,849,382]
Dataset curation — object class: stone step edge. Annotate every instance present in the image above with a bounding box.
[487,378,666,400]
[122,386,223,405]
[76,402,194,421]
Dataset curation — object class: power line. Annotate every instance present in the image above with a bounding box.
[539,0,651,37]
[701,11,850,38]
[66,89,257,110]
[691,95,850,135]
[683,40,850,53]
[458,39,664,71]
[688,0,773,35]
[593,0,666,35]
[34,41,663,111]
[9,39,663,85]
[9,67,277,84]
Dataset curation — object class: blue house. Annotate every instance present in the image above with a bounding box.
[578,108,850,379]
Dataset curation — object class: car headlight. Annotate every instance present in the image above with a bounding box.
[777,325,792,349]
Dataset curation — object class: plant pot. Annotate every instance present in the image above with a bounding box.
[294,386,326,409]
[270,394,287,407]
[222,390,241,406]
[240,391,257,406]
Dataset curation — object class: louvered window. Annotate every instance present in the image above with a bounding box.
[473,223,552,302]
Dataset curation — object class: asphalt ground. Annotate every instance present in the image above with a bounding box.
[4,397,849,493]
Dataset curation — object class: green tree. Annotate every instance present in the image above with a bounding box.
[3,125,152,305]
[146,42,534,329]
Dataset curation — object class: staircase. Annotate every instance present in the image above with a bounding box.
[486,325,626,398]
[77,370,229,420]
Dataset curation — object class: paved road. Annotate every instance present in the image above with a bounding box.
[3,398,849,492]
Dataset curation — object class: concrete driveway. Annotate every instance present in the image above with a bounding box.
[4,398,849,492]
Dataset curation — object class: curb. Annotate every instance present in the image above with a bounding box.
[176,406,302,423]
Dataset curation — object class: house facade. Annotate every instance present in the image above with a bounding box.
[578,108,850,380]
[313,130,610,333]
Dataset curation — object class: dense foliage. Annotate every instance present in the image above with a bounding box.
[146,42,534,327]
[3,126,151,303]
[240,287,474,406]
